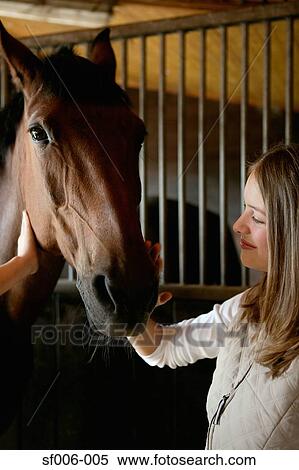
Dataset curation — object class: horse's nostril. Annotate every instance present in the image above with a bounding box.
[92,275,114,307]
[91,273,158,321]
[92,274,105,292]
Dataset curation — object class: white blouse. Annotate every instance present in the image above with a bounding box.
[136,291,246,369]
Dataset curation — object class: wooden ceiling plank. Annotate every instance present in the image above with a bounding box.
[0,1,111,27]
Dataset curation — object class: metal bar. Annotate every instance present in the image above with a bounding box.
[285,17,293,145]
[240,22,249,286]
[139,35,147,237]
[158,33,167,284]
[55,279,245,302]
[120,38,128,90]
[54,294,61,370]
[198,28,206,285]
[67,264,75,281]
[167,281,240,302]
[17,405,23,449]
[0,59,10,108]
[262,20,271,153]
[53,292,61,448]
[177,31,186,284]
[21,3,299,48]
[219,26,227,285]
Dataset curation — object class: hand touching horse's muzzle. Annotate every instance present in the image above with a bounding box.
[76,273,158,337]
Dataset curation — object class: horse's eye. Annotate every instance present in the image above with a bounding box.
[29,126,49,143]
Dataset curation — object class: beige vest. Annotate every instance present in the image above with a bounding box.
[206,323,299,449]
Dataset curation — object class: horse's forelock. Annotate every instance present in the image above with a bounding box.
[41,47,130,105]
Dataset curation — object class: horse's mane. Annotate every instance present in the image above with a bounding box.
[0,46,130,164]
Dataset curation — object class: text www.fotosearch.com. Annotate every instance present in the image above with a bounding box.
[41,452,256,467]
[116,453,256,466]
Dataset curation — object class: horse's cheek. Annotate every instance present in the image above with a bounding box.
[43,164,68,210]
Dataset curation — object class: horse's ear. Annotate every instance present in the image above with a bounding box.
[90,28,116,81]
[0,21,42,95]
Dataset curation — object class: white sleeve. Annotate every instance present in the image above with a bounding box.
[136,291,245,369]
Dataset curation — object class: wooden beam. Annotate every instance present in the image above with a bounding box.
[116,0,281,11]
[117,0,229,10]
[21,2,299,48]
[0,1,111,27]
[55,280,245,302]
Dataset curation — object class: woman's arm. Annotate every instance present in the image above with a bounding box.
[127,242,172,356]
[129,297,244,368]
[128,241,245,368]
[0,211,39,295]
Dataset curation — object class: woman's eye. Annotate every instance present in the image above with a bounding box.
[252,215,265,224]
[29,126,49,143]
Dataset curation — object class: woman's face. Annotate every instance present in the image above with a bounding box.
[233,173,268,272]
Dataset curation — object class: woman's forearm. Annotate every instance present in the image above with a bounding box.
[0,256,30,295]
[127,317,164,356]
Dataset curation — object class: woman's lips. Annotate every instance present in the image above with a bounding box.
[240,238,256,249]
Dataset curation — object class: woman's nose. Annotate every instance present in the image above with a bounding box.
[233,213,249,234]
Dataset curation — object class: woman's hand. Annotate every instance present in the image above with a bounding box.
[127,241,172,353]
[145,240,172,307]
[17,211,39,275]
[0,211,39,296]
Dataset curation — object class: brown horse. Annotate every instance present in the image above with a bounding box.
[0,23,158,336]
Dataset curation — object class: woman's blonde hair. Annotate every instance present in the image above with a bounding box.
[241,143,299,377]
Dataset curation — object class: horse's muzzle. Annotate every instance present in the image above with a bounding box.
[76,274,158,337]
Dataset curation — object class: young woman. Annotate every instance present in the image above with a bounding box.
[0,211,38,295]
[129,143,299,450]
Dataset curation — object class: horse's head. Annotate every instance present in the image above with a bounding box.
[0,24,158,336]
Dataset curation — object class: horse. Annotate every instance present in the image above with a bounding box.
[0,23,158,333]
[0,24,158,431]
